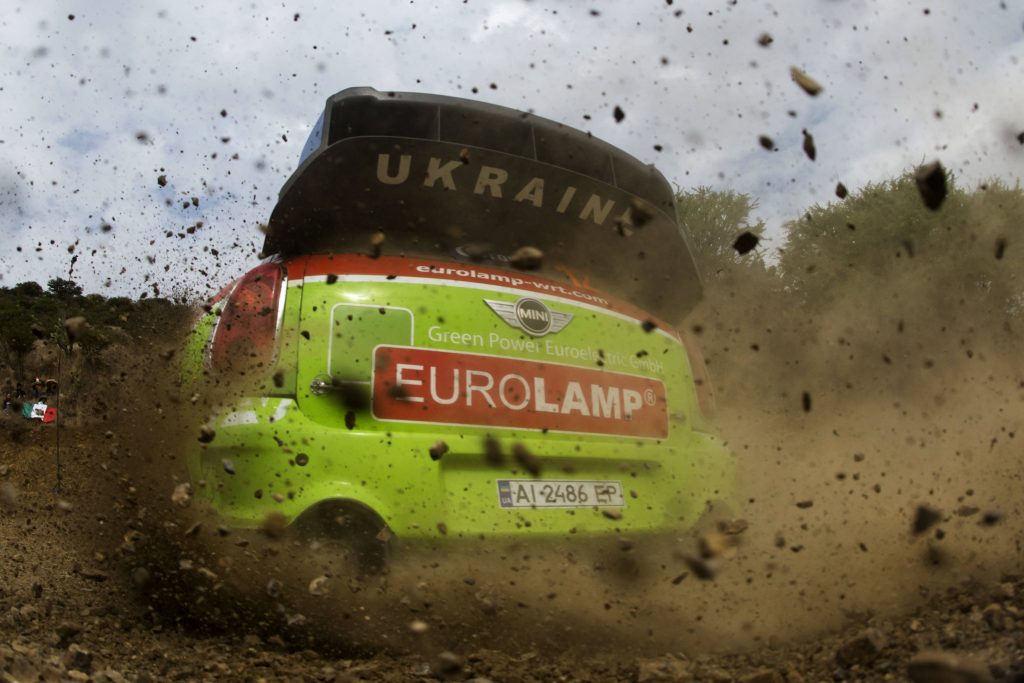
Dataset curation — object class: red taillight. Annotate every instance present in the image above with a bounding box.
[681,330,716,419]
[209,262,285,374]
[192,278,239,325]
[208,279,239,308]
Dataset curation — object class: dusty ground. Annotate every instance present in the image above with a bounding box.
[2,280,1023,681]
[2,390,1022,682]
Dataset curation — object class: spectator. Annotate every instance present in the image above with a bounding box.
[31,377,43,400]
[14,383,26,400]
[2,392,11,412]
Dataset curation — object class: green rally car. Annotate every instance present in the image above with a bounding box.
[182,87,733,563]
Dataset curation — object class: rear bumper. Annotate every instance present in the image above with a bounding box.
[188,397,735,542]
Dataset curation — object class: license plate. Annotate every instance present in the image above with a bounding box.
[496,479,625,509]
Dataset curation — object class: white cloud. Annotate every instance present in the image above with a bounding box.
[0,0,1020,296]
[471,2,566,44]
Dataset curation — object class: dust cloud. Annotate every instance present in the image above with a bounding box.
[100,230,1022,662]
[1,190,1021,683]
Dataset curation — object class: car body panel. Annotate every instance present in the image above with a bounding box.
[182,87,732,545]
[187,389,733,539]
[184,253,733,541]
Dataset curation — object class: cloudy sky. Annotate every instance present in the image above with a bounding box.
[0,0,1021,299]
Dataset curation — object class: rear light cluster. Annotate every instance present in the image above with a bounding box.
[681,330,716,419]
[208,262,286,374]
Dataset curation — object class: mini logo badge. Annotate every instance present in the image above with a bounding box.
[484,297,573,337]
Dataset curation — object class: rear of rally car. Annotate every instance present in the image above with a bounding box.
[182,87,733,550]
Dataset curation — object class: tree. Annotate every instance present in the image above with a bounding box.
[779,172,948,297]
[0,294,40,380]
[779,171,1023,323]
[675,186,767,277]
[0,317,36,379]
[11,281,43,297]
[46,278,83,299]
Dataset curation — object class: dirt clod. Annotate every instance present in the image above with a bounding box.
[835,628,887,666]
[55,622,82,648]
[732,231,759,255]
[629,198,655,228]
[259,511,288,539]
[980,511,1003,526]
[170,482,191,507]
[509,246,544,270]
[636,655,692,682]
[0,482,19,508]
[308,576,329,597]
[802,129,817,161]
[913,505,943,535]
[433,651,464,678]
[790,67,823,96]
[914,160,948,210]
[739,669,783,683]
[681,554,715,580]
[907,651,993,683]
[429,440,449,461]
[78,568,108,582]
[61,644,94,674]
[64,317,88,344]
[698,531,734,559]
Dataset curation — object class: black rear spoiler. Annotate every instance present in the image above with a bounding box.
[264,87,703,320]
